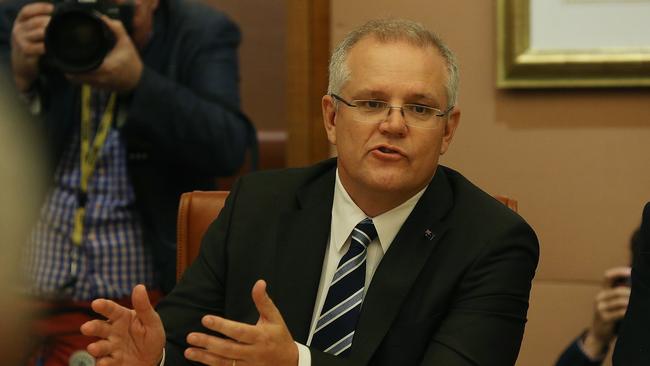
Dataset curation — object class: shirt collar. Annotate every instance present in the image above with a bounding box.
[331,169,428,254]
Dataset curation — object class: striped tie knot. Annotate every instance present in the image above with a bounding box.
[310,218,377,357]
[352,218,377,248]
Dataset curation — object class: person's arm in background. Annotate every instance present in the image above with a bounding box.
[119,5,255,177]
[554,267,631,366]
[0,0,51,115]
[3,1,50,93]
[555,336,603,366]
[613,203,650,365]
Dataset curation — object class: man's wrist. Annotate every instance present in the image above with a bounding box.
[580,329,610,361]
[12,64,38,94]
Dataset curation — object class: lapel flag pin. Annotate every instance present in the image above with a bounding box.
[424,229,435,240]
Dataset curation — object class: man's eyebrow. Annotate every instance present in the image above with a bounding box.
[351,90,443,106]
[352,89,390,99]
[407,93,438,103]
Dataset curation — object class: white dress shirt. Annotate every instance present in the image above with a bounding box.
[296,169,427,365]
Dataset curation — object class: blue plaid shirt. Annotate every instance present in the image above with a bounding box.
[24,91,156,300]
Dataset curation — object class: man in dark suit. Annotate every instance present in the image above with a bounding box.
[613,202,650,365]
[81,19,539,366]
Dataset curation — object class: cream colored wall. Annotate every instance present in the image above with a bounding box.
[333,1,650,365]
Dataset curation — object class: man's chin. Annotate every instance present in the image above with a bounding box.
[362,172,411,193]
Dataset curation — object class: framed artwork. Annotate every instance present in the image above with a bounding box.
[497,0,650,88]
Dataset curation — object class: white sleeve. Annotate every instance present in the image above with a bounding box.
[296,342,312,366]
[158,348,166,365]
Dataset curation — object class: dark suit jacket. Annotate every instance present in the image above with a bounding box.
[555,336,604,366]
[0,0,256,292]
[613,202,650,365]
[157,159,539,366]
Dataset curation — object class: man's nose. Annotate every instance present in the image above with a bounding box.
[380,107,407,135]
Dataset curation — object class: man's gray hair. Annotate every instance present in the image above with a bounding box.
[328,19,459,109]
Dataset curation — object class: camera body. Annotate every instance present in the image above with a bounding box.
[611,274,631,288]
[44,0,134,73]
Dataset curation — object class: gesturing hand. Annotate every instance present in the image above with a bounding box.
[185,279,299,366]
[80,284,166,366]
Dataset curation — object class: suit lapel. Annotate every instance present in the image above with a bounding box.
[350,168,454,363]
[272,168,336,343]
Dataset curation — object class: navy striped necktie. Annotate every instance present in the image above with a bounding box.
[311,218,378,357]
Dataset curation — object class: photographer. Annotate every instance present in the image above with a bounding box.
[0,0,255,364]
[555,230,640,366]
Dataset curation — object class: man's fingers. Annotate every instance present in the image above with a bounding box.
[87,339,115,358]
[596,286,631,302]
[603,266,632,286]
[202,315,258,344]
[187,332,248,360]
[17,2,53,21]
[100,15,128,38]
[91,298,130,322]
[80,319,112,338]
[598,297,630,312]
[96,357,119,366]
[23,13,51,32]
[251,279,282,323]
[132,284,162,328]
[185,347,231,366]
[23,27,47,43]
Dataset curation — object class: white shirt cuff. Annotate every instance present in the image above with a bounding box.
[296,342,311,366]
[158,347,166,365]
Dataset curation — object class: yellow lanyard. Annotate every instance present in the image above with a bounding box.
[71,85,117,246]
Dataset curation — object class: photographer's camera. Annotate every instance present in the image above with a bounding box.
[44,0,133,73]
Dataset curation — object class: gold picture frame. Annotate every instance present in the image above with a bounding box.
[497,0,650,88]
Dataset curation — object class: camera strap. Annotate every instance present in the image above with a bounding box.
[71,85,116,251]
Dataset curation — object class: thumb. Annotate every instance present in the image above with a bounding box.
[132,284,161,327]
[252,279,282,323]
[100,15,128,39]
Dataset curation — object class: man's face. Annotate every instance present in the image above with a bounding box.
[130,0,159,48]
[322,37,460,210]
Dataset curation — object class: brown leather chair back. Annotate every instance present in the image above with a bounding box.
[176,191,229,281]
[493,195,518,212]
[175,191,518,281]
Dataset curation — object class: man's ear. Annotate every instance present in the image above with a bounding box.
[440,107,460,155]
[322,95,337,145]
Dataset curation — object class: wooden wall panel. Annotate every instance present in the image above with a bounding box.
[286,0,331,167]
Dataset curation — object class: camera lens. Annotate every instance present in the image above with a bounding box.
[45,9,115,73]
